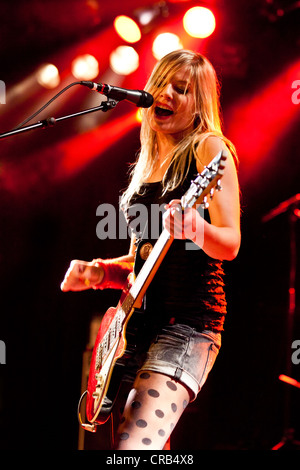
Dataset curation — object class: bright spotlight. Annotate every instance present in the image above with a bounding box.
[136,108,143,123]
[114,15,141,43]
[109,46,139,75]
[152,33,183,60]
[36,64,60,89]
[71,54,99,80]
[183,7,216,38]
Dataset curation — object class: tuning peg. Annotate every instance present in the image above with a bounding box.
[210,188,215,199]
[201,196,209,209]
[216,180,222,191]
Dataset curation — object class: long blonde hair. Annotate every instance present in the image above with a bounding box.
[120,49,237,208]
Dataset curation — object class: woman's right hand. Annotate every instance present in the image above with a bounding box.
[60,260,104,292]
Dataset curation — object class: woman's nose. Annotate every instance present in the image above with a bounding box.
[160,83,173,99]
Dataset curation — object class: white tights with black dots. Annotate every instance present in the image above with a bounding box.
[114,370,190,450]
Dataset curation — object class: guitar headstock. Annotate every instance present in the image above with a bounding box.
[181,150,227,210]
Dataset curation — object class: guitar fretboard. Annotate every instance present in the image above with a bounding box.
[124,229,172,309]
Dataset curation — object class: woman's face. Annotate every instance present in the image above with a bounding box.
[148,65,196,141]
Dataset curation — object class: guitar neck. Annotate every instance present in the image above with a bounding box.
[121,229,173,314]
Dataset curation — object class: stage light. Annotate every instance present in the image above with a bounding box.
[136,108,143,123]
[279,374,300,388]
[135,3,168,26]
[138,10,156,26]
[36,64,60,89]
[71,54,99,80]
[183,7,216,38]
[114,15,141,43]
[109,46,139,75]
[152,33,183,60]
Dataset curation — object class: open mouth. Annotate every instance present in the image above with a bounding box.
[154,105,174,117]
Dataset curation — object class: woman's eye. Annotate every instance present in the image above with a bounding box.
[174,85,188,94]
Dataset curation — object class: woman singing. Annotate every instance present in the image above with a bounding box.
[61,49,241,450]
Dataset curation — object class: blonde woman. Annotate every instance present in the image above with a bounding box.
[61,50,240,450]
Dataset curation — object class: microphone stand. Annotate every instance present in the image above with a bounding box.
[0,99,118,140]
[262,195,300,450]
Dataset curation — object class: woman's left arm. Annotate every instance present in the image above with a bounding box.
[164,136,241,261]
[197,136,241,260]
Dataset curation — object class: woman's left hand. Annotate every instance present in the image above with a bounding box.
[163,199,204,247]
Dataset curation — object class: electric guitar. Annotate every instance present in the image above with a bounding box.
[78,150,227,432]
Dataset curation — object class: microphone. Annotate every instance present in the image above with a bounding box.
[80,81,153,108]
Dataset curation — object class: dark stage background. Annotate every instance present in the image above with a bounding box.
[0,0,300,450]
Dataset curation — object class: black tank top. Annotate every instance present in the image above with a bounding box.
[123,159,227,332]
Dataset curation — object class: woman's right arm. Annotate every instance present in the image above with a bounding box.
[60,234,136,292]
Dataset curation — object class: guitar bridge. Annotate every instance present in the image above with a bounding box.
[92,373,104,400]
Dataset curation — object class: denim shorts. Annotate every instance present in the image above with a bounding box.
[137,323,221,401]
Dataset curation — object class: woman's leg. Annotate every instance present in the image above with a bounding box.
[114,370,190,450]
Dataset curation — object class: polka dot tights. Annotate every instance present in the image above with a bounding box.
[114,371,190,450]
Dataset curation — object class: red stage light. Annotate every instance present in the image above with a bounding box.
[183,7,216,38]
[36,64,60,89]
[71,54,99,80]
[109,46,139,75]
[114,16,141,43]
[152,33,183,60]
[279,374,300,388]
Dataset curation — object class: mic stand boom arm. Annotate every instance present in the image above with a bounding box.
[0,99,118,140]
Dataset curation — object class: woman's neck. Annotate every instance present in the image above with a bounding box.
[156,132,180,159]
[145,133,182,183]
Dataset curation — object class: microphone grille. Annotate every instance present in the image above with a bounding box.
[139,91,154,108]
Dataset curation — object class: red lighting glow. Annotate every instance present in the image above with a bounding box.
[226,60,300,174]
[279,374,300,388]
[0,112,140,196]
[60,112,139,176]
